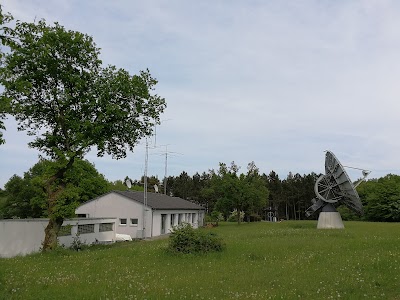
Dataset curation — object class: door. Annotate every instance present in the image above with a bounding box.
[161,214,167,234]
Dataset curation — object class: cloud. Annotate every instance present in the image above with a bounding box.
[0,0,399,188]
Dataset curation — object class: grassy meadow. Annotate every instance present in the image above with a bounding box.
[0,221,399,299]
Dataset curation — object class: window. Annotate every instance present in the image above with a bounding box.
[76,214,87,218]
[78,224,95,234]
[170,214,175,226]
[120,218,127,226]
[130,218,138,226]
[192,213,195,223]
[178,214,182,225]
[58,225,71,236]
[99,223,113,232]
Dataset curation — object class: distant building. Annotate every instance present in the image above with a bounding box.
[75,191,205,239]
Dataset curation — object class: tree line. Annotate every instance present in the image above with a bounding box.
[1,158,399,223]
[156,164,318,222]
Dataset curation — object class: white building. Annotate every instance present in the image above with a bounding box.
[75,191,205,239]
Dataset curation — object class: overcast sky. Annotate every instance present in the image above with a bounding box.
[1,0,399,188]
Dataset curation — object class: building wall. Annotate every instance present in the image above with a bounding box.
[75,192,206,239]
[0,219,47,258]
[0,218,116,258]
[151,210,203,237]
[75,193,152,238]
[60,218,116,246]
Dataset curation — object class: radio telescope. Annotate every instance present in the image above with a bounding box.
[305,151,370,229]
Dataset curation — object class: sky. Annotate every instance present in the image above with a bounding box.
[1,0,400,188]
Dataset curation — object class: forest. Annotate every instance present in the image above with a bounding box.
[1,159,399,223]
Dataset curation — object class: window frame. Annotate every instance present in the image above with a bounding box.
[77,224,95,234]
[130,218,138,227]
[99,223,113,232]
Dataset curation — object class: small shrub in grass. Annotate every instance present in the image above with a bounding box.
[168,223,225,254]
[70,234,85,251]
[227,209,245,222]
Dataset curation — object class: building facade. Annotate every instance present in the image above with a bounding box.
[75,191,205,239]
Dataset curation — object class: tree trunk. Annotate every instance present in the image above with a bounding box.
[41,157,76,251]
[293,201,296,220]
[285,202,289,220]
[42,184,64,251]
[42,217,63,250]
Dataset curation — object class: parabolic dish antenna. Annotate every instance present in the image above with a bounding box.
[125,178,132,189]
[305,151,370,229]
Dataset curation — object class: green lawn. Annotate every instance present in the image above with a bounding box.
[1,221,399,299]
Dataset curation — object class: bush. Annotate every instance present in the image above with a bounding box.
[205,214,213,223]
[168,223,225,254]
[227,209,245,222]
[209,211,224,226]
[70,234,85,251]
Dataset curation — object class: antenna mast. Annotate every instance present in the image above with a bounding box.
[164,145,168,194]
[158,145,182,195]
[143,138,149,238]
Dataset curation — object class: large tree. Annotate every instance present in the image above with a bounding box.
[0,5,14,145]
[213,161,268,224]
[0,19,166,249]
[172,171,193,200]
[1,159,110,219]
[358,174,400,222]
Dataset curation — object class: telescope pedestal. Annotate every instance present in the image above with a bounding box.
[317,204,344,229]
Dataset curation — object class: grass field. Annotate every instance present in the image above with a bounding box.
[1,221,399,299]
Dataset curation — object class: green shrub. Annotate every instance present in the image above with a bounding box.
[227,209,245,222]
[205,214,213,223]
[168,223,225,254]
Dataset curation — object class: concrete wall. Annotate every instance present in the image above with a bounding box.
[0,218,116,258]
[0,219,48,258]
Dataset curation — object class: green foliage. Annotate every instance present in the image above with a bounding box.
[358,174,400,222]
[164,169,320,221]
[0,189,7,218]
[0,5,14,145]
[227,209,245,222]
[108,179,144,192]
[167,223,225,254]
[1,20,165,160]
[1,159,109,219]
[337,205,361,221]
[210,211,224,224]
[248,213,262,222]
[172,171,193,199]
[212,161,269,224]
[69,234,85,251]
[0,16,165,248]
[2,174,39,218]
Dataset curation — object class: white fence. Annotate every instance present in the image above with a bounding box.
[0,218,117,258]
